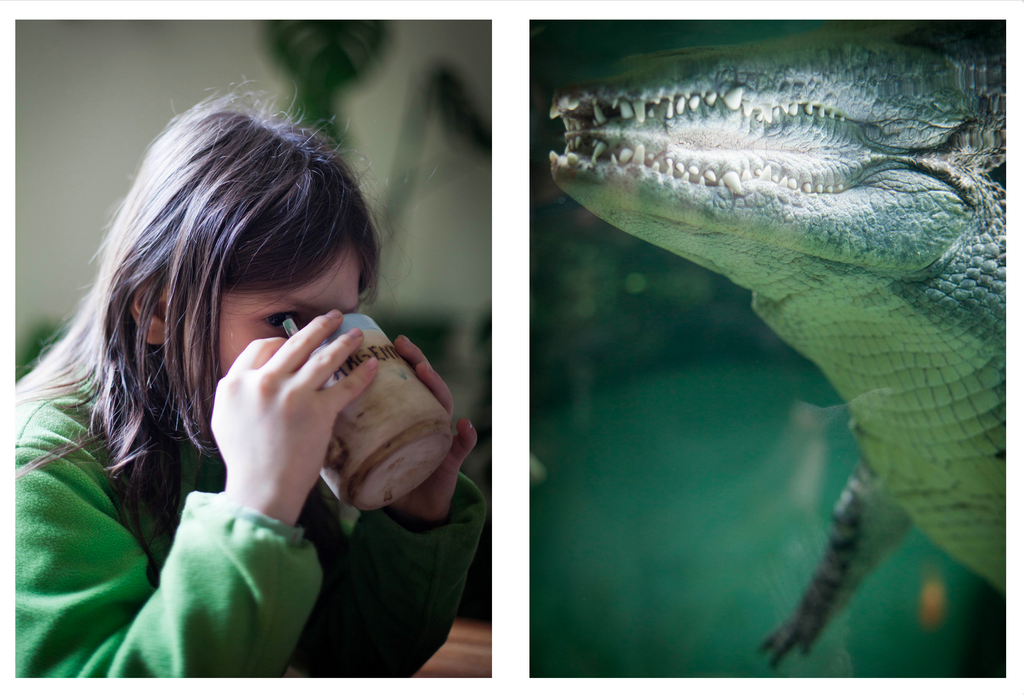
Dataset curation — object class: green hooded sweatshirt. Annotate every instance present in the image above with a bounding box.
[15,394,486,677]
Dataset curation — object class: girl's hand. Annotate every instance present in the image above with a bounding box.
[384,335,478,529]
[212,310,378,526]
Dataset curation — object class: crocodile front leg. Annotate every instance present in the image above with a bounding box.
[761,462,912,667]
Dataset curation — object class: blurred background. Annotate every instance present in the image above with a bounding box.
[530,20,1005,677]
[16,20,491,621]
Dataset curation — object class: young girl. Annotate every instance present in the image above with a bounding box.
[15,95,485,677]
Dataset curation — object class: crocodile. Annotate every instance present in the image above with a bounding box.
[548,20,1005,667]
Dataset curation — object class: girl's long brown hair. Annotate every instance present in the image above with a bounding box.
[17,94,381,576]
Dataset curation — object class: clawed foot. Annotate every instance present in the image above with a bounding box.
[759,605,827,669]
[759,463,912,669]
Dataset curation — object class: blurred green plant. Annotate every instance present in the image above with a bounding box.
[386,66,492,221]
[266,20,388,142]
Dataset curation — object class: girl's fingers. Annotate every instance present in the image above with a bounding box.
[415,361,454,416]
[395,335,430,371]
[264,310,345,374]
[229,336,287,373]
[397,336,454,416]
[294,327,365,390]
[323,354,378,411]
[441,418,477,471]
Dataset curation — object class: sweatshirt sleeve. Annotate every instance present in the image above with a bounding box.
[295,472,487,676]
[15,404,324,677]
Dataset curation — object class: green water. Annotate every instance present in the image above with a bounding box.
[530,363,1001,677]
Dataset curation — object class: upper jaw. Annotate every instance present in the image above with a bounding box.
[551,85,849,130]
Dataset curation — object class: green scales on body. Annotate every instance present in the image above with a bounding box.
[549,21,1005,665]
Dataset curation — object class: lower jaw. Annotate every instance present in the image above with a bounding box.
[552,147,851,198]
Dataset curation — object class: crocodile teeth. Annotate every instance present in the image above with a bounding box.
[592,140,607,163]
[631,144,645,165]
[688,164,700,176]
[722,87,743,110]
[555,89,849,131]
[633,100,646,123]
[704,169,716,184]
[620,147,633,163]
[722,170,743,194]
[759,164,772,181]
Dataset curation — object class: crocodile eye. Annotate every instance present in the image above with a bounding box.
[266,312,296,328]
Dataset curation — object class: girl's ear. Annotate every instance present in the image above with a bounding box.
[130,287,168,345]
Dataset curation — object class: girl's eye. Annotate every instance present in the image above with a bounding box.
[266,312,296,328]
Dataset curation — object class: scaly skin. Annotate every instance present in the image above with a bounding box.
[549,21,1005,664]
